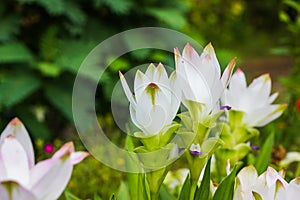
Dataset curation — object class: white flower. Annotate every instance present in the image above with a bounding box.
[119,63,180,136]
[0,118,89,200]
[223,68,287,127]
[174,43,235,119]
[233,165,300,200]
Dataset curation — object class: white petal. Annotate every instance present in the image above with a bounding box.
[0,182,37,200]
[280,152,300,167]
[198,43,221,87]
[268,92,279,104]
[0,118,35,168]
[221,58,236,88]
[248,74,271,107]
[135,90,167,135]
[52,142,74,159]
[30,149,73,200]
[237,165,258,188]
[245,104,286,127]
[145,63,156,80]
[154,63,169,87]
[70,152,89,165]
[1,136,30,186]
[119,71,136,107]
[228,68,247,95]
[287,178,300,200]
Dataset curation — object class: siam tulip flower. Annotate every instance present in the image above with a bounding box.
[233,165,300,200]
[119,63,180,136]
[174,43,236,121]
[223,69,287,127]
[0,118,89,200]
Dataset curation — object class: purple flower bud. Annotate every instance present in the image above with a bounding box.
[189,150,203,155]
[220,105,232,110]
[251,145,260,151]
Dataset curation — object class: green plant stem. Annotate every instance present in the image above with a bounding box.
[146,167,170,200]
[295,161,300,177]
[189,179,198,200]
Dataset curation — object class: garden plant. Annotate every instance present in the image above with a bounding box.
[0,0,300,200]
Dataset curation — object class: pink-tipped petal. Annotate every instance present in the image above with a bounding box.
[30,153,73,200]
[174,47,181,68]
[0,118,35,168]
[221,57,236,87]
[52,142,74,159]
[70,151,89,165]
[0,181,37,200]
[1,136,30,186]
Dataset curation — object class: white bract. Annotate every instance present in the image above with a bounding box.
[0,118,89,200]
[120,63,180,136]
[174,43,235,119]
[234,165,300,200]
[223,69,287,127]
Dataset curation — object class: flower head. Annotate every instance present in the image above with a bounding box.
[174,43,236,119]
[0,118,89,200]
[120,63,180,136]
[223,69,287,127]
[233,165,300,200]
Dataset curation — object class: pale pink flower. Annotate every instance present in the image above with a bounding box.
[0,118,89,200]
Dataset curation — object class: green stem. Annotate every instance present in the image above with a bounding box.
[189,179,198,200]
[295,161,300,177]
[146,167,169,200]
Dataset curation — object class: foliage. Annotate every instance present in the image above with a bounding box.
[0,0,298,199]
[0,0,192,141]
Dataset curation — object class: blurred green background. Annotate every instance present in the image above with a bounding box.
[0,0,299,199]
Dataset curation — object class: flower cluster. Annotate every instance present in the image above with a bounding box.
[234,165,300,200]
[0,118,88,200]
[119,42,287,200]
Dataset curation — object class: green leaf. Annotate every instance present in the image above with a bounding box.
[36,62,62,77]
[159,184,176,200]
[110,194,116,200]
[0,71,40,108]
[117,182,131,200]
[39,25,60,61]
[94,194,102,200]
[195,157,211,200]
[64,1,86,25]
[283,0,300,11]
[0,42,33,63]
[213,165,239,200]
[101,0,133,14]
[64,190,82,200]
[254,133,274,174]
[44,81,73,121]
[55,40,95,74]
[178,173,190,200]
[0,16,21,42]
[146,8,187,29]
